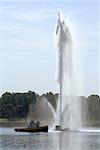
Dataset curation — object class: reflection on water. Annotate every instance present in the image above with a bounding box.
[0,128,100,150]
[58,131,100,150]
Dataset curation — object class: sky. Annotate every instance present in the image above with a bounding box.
[0,0,99,96]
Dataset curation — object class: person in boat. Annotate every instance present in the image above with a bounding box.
[35,120,40,127]
[27,120,40,128]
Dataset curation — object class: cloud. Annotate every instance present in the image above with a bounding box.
[0,2,55,52]
[0,2,55,23]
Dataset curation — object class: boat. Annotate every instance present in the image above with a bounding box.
[14,125,48,133]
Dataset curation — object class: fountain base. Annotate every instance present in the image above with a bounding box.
[55,125,70,131]
[55,125,61,130]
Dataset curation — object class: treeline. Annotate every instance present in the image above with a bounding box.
[81,95,100,127]
[0,91,100,125]
[0,91,58,120]
[0,91,37,119]
[44,92,58,110]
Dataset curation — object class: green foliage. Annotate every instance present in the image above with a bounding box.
[87,95,100,123]
[44,92,58,110]
[0,91,100,127]
[0,91,37,119]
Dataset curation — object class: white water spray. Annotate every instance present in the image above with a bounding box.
[55,11,81,130]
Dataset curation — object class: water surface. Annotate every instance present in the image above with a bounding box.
[0,128,100,150]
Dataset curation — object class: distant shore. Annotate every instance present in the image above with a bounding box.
[0,92,100,128]
[0,118,27,127]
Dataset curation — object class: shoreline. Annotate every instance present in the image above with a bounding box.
[0,118,26,127]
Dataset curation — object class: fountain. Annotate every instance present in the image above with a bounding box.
[27,95,56,127]
[27,10,81,131]
[55,10,81,131]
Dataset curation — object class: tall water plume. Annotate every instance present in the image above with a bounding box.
[55,11,81,130]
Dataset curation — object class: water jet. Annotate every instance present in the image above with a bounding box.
[55,10,81,131]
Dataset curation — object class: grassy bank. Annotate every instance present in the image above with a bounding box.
[0,118,27,127]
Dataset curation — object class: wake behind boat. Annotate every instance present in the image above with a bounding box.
[14,120,48,133]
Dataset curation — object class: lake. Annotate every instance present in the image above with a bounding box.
[0,128,100,150]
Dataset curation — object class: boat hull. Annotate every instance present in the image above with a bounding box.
[14,126,48,133]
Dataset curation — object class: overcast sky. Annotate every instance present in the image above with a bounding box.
[0,0,99,96]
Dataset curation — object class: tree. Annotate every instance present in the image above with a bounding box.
[0,91,37,119]
[2,92,13,104]
[87,95,100,125]
[45,92,58,110]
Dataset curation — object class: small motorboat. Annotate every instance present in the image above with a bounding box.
[14,120,48,133]
[14,125,48,133]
